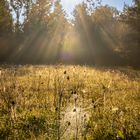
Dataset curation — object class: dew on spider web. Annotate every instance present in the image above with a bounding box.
[61,104,90,139]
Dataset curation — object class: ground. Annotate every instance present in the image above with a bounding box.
[0,65,140,140]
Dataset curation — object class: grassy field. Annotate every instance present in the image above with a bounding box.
[0,65,140,140]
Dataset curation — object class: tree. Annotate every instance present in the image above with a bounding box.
[122,0,140,33]
[9,0,23,33]
[9,0,33,33]
[73,3,123,66]
[121,0,140,67]
[73,2,95,64]
[23,0,52,33]
[14,0,52,63]
[50,0,67,63]
[0,0,13,36]
[0,0,13,62]
[16,0,67,64]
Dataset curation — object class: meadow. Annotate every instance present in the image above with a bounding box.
[0,65,140,140]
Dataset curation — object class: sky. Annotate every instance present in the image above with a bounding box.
[61,0,133,17]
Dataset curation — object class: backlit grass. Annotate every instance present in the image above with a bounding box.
[0,65,140,140]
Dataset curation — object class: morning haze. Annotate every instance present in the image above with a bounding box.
[0,0,140,139]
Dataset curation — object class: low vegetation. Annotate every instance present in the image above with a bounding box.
[0,65,140,140]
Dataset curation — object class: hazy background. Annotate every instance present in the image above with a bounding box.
[0,0,140,67]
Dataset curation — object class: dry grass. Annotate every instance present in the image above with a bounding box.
[0,65,140,140]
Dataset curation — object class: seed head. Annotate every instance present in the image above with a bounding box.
[73,108,76,112]
[67,121,71,126]
[11,101,16,106]
[67,76,70,80]
[75,97,78,102]
[64,71,67,74]
[55,107,58,111]
[92,99,95,104]
[102,84,106,90]
[71,90,76,95]
[71,91,73,94]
